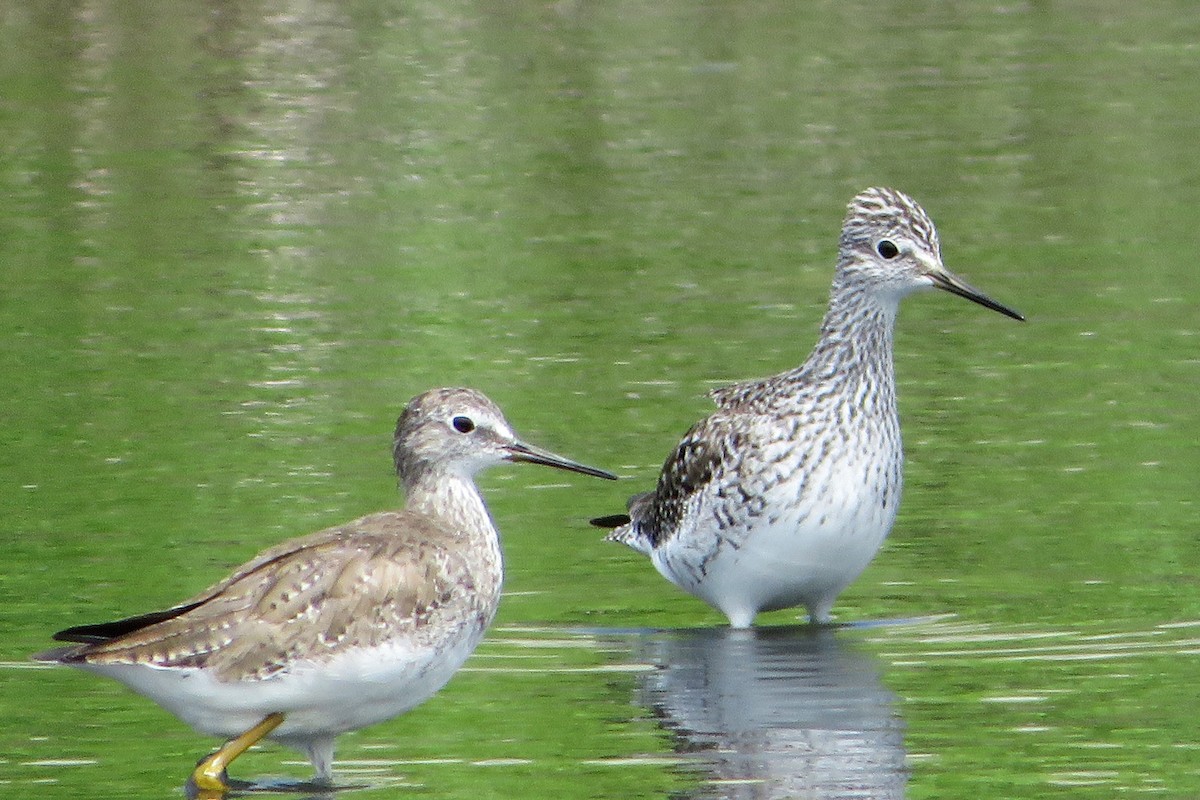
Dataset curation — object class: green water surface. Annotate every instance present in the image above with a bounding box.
[2,2,1198,798]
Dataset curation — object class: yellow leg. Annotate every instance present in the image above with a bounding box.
[192,713,285,794]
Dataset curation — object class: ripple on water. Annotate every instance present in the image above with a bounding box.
[854,615,1200,795]
[862,616,1200,665]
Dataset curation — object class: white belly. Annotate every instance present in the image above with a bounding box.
[78,625,486,741]
[654,443,901,628]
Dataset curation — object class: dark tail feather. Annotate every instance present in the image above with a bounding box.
[51,601,204,645]
[592,489,655,530]
[590,513,632,529]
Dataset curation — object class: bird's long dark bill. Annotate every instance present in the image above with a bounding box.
[507,441,618,480]
[930,270,1025,321]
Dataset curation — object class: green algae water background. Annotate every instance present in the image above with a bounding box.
[2,2,1198,798]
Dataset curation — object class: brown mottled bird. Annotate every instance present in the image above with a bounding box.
[36,387,615,793]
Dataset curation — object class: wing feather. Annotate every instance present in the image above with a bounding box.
[627,413,744,548]
[50,510,482,681]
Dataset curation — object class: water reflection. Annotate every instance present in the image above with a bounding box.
[637,627,905,799]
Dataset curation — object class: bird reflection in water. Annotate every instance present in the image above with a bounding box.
[636,626,906,799]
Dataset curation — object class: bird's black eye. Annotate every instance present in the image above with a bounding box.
[451,416,475,434]
[876,239,900,259]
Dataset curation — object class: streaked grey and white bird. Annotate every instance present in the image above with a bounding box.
[37,387,615,793]
[594,187,1023,628]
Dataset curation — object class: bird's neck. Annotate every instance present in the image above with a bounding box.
[403,469,506,618]
[405,470,500,545]
[796,280,900,396]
